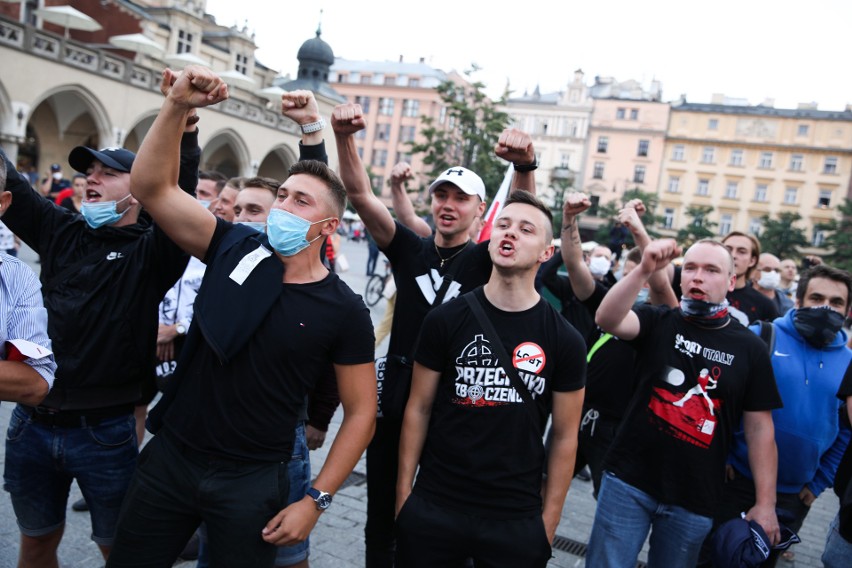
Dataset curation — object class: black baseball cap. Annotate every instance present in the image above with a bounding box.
[50,163,62,172]
[68,146,136,174]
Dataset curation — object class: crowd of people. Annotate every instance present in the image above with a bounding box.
[0,64,849,568]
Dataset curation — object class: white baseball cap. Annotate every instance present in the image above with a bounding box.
[427,166,486,201]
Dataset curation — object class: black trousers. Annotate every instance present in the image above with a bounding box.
[365,417,402,568]
[396,492,552,568]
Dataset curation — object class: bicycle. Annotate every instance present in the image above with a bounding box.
[365,259,391,307]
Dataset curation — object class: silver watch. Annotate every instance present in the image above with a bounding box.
[300,118,326,134]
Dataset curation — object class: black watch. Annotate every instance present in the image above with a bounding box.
[307,487,332,510]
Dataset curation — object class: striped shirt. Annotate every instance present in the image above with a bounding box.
[0,253,56,389]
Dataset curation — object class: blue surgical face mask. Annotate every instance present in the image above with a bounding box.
[634,287,650,306]
[266,209,333,257]
[238,221,266,233]
[197,199,212,210]
[80,194,131,229]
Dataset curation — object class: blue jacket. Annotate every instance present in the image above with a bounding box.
[729,309,852,496]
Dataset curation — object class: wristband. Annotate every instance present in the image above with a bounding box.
[513,158,537,172]
[300,118,326,134]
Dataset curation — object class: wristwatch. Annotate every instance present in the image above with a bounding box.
[300,118,326,134]
[306,487,332,510]
[175,323,187,335]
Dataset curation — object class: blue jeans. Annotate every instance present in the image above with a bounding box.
[3,405,138,546]
[587,471,713,568]
[822,513,852,568]
[196,423,310,568]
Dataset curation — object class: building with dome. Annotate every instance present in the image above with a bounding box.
[0,0,342,183]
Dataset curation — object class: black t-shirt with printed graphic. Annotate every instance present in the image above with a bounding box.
[413,287,586,519]
[603,305,781,517]
[383,221,492,359]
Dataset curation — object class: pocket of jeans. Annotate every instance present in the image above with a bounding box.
[5,410,28,443]
[87,416,135,448]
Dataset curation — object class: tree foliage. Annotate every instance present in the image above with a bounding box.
[815,198,852,272]
[408,66,510,200]
[757,212,808,260]
[676,205,717,249]
[592,188,665,245]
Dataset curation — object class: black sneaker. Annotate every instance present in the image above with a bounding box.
[71,497,89,512]
[575,466,592,482]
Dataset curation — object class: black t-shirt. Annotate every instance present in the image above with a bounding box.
[834,363,852,500]
[413,287,586,519]
[581,283,639,420]
[164,224,375,461]
[604,306,782,516]
[727,284,779,325]
[382,221,492,358]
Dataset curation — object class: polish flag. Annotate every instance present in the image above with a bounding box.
[476,164,514,243]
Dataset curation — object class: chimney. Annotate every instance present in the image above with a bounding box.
[399,55,403,63]
[797,102,818,110]
[711,93,725,104]
[419,57,425,63]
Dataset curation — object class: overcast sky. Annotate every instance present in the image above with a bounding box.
[205,0,852,111]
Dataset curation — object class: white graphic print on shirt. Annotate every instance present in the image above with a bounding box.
[452,334,547,406]
[648,334,737,448]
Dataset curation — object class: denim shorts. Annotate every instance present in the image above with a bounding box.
[275,421,312,566]
[3,405,138,545]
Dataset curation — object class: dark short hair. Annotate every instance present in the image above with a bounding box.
[796,264,852,309]
[72,173,87,181]
[243,177,279,197]
[227,176,247,190]
[288,160,347,218]
[199,170,228,194]
[504,189,553,224]
[722,231,760,278]
[625,246,642,265]
[0,158,6,193]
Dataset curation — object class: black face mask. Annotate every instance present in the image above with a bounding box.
[793,307,845,348]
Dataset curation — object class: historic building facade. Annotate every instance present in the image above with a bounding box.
[658,100,852,244]
[503,69,593,208]
[0,0,341,184]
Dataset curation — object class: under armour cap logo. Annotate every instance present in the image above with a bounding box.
[445,168,465,176]
[100,147,122,152]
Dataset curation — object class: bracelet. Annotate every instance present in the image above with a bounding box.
[513,158,537,172]
[300,118,326,134]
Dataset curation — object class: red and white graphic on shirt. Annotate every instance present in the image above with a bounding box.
[452,335,547,407]
[648,366,724,448]
[512,342,546,374]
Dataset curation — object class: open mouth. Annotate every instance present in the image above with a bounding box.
[86,189,102,200]
[687,288,706,300]
[498,240,515,254]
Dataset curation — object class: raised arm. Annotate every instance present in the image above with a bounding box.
[618,202,678,308]
[280,89,325,150]
[560,192,595,301]
[131,67,227,260]
[495,128,537,194]
[596,238,680,339]
[389,162,431,238]
[332,104,397,249]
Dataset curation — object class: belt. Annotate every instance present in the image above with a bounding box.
[20,403,134,428]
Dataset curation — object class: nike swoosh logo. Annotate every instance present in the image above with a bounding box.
[773,351,791,357]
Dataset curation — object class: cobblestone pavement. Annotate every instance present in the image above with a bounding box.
[0,240,839,567]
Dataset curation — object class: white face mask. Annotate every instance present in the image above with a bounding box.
[589,256,611,277]
[52,172,62,181]
[757,270,781,290]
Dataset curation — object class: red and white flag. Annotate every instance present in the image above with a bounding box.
[476,164,514,243]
